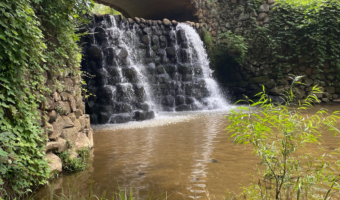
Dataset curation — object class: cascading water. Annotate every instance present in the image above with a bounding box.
[82,15,229,124]
[176,23,228,110]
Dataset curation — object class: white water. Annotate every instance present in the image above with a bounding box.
[105,16,158,112]
[176,23,229,109]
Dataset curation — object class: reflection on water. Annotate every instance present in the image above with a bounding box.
[34,105,340,199]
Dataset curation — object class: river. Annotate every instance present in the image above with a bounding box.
[34,104,340,199]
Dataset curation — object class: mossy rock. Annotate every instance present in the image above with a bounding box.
[249,76,269,84]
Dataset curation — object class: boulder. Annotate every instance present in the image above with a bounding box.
[141,35,150,45]
[163,18,171,26]
[265,79,275,89]
[56,137,68,152]
[73,132,91,151]
[257,13,268,21]
[88,45,103,61]
[134,111,147,121]
[74,109,83,119]
[48,110,58,123]
[50,115,74,140]
[46,152,62,173]
[109,114,131,124]
[146,111,155,119]
[74,119,82,132]
[175,104,192,111]
[61,127,79,145]
[166,47,176,58]
[325,87,335,94]
[259,4,270,13]
[176,95,185,106]
[117,49,128,60]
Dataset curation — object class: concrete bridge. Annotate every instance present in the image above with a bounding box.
[95,0,199,21]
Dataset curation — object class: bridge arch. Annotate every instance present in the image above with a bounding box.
[94,0,198,21]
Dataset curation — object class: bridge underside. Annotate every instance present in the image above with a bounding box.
[95,0,197,21]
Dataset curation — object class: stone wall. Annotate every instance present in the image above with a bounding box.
[38,69,93,173]
[186,0,340,103]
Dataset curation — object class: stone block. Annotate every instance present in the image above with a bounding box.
[249,76,269,84]
[258,4,270,13]
[304,78,314,87]
[46,152,62,173]
[325,87,335,94]
[73,132,91,151]
[61,127,79,145]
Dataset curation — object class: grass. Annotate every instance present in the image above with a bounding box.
[276,0,339,7]
[31,180,171,200]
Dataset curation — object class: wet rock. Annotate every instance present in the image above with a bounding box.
[138,103,150,111]
[141,35,150,44]
[117,49,128,60]
[175,95,185,106]
[166,47,176,58]
[146,111,155,119]
[162,95,175,106]
[94,27,107,45]
[178,64,193,74]
[134,111,147,121]
[105,48,116,65]
[175,104,192,111]
[164,64,177,74]
[109,114,132,124]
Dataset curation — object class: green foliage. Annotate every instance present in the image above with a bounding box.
[250,0,340,78]
[0,0,93,197]
[226,77,340,199]
[202,28,214,53]
[0,0,49,197]
[57,147,91,172]
[219,31,248,65]
[91,3,122,16]
[43,181,170,200]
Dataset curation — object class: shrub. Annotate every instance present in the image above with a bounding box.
[226,76,340,199]
[57,147,91,172]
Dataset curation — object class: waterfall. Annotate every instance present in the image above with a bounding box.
[176,23,228,110]
[82,15,229,124]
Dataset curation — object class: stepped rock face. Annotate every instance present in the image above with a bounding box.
[81,15,228,124]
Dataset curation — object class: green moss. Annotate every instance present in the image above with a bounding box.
[202,28,214,52]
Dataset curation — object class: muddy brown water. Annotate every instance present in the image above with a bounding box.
[34,105,340,199]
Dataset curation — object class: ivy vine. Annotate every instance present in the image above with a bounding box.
[0,0,93,197]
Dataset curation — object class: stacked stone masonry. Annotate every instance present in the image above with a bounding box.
[38,70,93,173]
[82,15,212,124]
[186,0,340,103]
